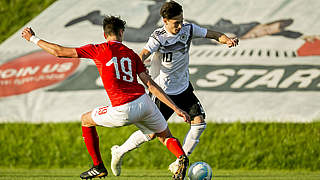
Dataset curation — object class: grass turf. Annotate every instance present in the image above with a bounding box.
[0,169,319,180]
[1,122,320,170]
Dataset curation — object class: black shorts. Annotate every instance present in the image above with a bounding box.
[154,82,206,121]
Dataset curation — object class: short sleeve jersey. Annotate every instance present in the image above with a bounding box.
[76,41,146,107]
[144,23,207,95]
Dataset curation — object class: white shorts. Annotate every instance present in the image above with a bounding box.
[91,94,168,134]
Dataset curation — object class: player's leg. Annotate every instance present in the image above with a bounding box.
[169,84,207,173]
[141,94,188,180]
[169,119,206,175]
[156,127,189,180]
[81,104,131,179]
[110,96,174,176]
[156,128,185,158]
[183,114,206,156]
[110,130,151,176]
[112,128,189,179]
[131,95,188,180]
[114,96,173,152]
[80,111,108,179]
[110,94,174,176]
[175,84,207,156]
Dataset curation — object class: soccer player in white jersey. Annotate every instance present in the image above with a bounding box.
[111,0,239,176]
[22,15,191,180]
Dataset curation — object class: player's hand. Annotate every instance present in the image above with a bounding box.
[21,27,35,41]
[226,37,239,48]
[175,108,191,123]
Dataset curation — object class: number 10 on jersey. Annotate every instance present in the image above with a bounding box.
[162,52,173,62]
[106,57,133,82]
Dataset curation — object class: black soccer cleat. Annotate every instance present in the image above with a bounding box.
[172,155,189,180]
[80,163,108,179]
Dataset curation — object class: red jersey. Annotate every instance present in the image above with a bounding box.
[76,41,146,106]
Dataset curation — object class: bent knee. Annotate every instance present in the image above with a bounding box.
[81,111,96,127]
[191,115,205,124]
[148,133,157,140]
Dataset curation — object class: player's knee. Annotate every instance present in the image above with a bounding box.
[155,127,173,143]
[191,115,205,124]
[148,133,157,140]
[81,111,95,127]
[81,112,89,126]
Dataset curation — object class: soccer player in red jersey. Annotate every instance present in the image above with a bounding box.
[22,15,190,180]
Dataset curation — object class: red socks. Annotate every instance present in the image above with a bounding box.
[81,127,184,165]
[82,126,103,166]
[166,138,185,158]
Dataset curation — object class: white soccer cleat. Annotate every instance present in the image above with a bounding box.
[168,158,180,174]
[111,145,124,176]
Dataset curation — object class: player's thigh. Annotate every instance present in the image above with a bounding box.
[135,96,168,135]
[91,106,130,127]
[176,90,206,121]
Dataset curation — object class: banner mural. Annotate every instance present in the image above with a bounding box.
[0,0,319,123]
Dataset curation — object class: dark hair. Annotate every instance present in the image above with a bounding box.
[103,15,126,36]
[160,1,183,19]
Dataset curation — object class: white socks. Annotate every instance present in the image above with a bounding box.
[117,123,206,157]
[116,130,150,155]
[182,123,207,156]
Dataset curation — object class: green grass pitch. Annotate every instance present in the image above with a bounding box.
[0,169,320,180]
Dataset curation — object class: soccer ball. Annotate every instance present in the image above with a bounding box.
[187,161,212,180]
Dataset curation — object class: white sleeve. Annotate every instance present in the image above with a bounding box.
[144,36,160,53]
[192,23,207,38]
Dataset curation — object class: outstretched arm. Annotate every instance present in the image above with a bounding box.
[139,48,152,63]
[21,27,78,58]
[138,71,191,123]
[206,29,239,47]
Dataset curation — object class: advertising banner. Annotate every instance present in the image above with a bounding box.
[0,0,319,123]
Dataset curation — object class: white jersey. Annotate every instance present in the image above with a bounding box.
[144,23,207,95]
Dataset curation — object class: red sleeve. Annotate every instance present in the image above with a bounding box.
[75,44,99,59]
[134,52,146,74]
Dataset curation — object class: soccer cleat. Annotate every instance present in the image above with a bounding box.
[168,159,179,174]
[80,163,108,179]
[111,145,125,176]
[172,155,189,180]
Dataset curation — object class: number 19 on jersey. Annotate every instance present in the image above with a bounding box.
[106,57,133,82]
